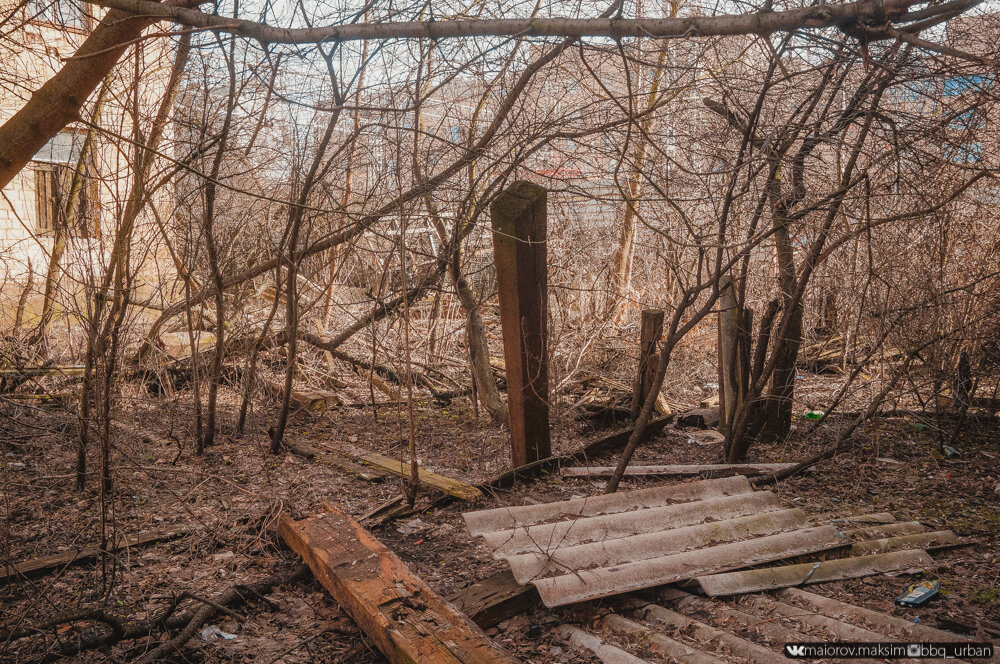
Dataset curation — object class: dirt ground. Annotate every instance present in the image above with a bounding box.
[1,373,998,663]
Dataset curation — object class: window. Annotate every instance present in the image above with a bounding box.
[943,142,983,164]
[943,75,989,97]
[27,0,89,30]
[891,79,933,102]
[32,132,99,237]
[947,110,984,132]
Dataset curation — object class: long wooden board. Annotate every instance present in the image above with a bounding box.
[288,442,383,482]
[359,452,482,500]
[485,415,674,491]
[279,504,517,664]
[561,463,798,479]
[1,526,190,583]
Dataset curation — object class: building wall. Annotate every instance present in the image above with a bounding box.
[0,0,177,329]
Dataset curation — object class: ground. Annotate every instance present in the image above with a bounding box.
[1,373,998,663]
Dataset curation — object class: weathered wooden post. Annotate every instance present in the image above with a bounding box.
[630,309,664,420]
[490,181,550,467]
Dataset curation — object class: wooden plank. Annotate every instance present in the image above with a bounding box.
[264,380,339,411]
[490,180,550,467]
[359,452,482,500]
[362,417,675,531]
[279,504,517,664]
[699,394,720,408]
[446,569,539,628]
[1,526,191,584]
[0,366,85,378]
[288,442,383,482]
[561,463,798,478]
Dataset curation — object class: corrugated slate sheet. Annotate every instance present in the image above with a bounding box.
[557,586,978,663]
[463,476,846,607]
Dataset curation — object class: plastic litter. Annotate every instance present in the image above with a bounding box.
[200,624,237,642]
[895,580,940,607]
[396,518,428,535]
[803,410,825,419]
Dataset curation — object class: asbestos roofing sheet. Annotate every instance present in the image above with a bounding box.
[694,548,934,596]
[463,477,846,608]
[559,586,978,663]
[464,474,753,536]
[531,525,844,606]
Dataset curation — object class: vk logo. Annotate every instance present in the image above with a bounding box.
[785,644,807,657]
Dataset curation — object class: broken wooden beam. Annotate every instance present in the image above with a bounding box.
[491,180,551,467]
[677,407,720,428]
[560,463,799,479]
[1,526,191,584]
[359,452,482,500]
[279,503,517,664]
[446,569,539,629]
[264,380,339,411]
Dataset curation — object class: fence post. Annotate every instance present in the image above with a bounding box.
[630,308,664,420]
[490,181,550,467]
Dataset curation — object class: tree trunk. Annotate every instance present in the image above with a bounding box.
[759,216,803,443]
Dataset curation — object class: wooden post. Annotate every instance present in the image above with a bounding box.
[718,278,750,435]
[490,181,550,468]
[630,309,664,420]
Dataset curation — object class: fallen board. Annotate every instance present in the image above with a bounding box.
[279,503,517,664]
[1,526,191,583]
[362,416,674,531]
[561,463,798,478]
[288,442,383,482]
[264,380,339,411]
[446,569,539,628]
[0,366,85,377]
[359,452,482,500]
[484,415,674,490]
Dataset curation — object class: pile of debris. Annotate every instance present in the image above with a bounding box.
[273,473,985,664]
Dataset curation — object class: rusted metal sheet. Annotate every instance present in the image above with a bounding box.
[463,477,844,608]
[694,548,934,596]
